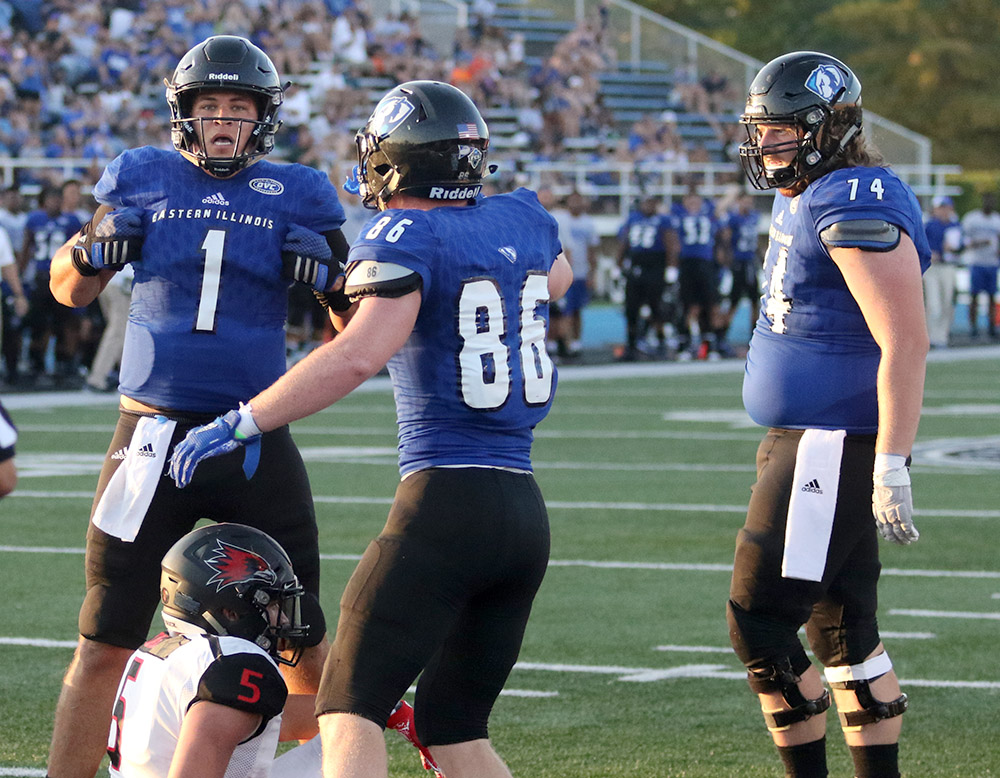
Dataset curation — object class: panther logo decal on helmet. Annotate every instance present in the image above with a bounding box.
[370,96,416,139]
[805,64,845,102]
[204,540,277,591]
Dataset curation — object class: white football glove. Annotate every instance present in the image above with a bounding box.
[872,454,919,545]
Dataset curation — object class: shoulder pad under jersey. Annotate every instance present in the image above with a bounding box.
[820,219,901,252]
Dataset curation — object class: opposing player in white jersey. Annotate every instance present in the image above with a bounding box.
[169,80,572,778]
[729,52,929,778]
[108,523,434,778]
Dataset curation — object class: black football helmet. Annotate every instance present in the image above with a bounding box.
[160,523,308,665]
[354,80,490,209]
[738,51,863,192]
[166,36,284,178]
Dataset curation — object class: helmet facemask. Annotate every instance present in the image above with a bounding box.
[167,87,281,178]
[739,104,861,194]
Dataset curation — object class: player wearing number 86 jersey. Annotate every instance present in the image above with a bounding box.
[167,80,573,778]
[346,187,562,475]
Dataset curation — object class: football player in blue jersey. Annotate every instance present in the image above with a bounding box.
[168,80,572,778]
[45,36,353,778]
[670,185,726,359]
[20,184,84,385]
[728,52,930,778]
[615,194,673,360]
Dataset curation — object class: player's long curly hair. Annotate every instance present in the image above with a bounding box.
[825,105,885,169]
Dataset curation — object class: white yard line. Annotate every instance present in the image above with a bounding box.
[1,545,997,581]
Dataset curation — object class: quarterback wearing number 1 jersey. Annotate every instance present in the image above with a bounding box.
[346,187,561,475]
[45,39,345,778]
[94,146,344,411]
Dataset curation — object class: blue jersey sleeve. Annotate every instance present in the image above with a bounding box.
[808,167,931,271]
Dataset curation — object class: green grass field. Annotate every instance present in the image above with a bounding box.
[2,349,999,777]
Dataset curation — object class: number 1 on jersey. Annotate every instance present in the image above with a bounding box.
[196,229,226,332]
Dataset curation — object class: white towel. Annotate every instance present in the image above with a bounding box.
[92,415,177,542]
[781,428,846,582]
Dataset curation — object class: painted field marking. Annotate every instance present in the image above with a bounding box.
[1,545,997,581]
[890,609,1000,620]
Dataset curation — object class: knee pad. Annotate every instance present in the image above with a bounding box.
[824,651,908,729]
[746,653,831,732]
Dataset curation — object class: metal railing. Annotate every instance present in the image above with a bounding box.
[519,159,962,224]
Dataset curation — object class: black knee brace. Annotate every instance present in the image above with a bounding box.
[824,652,908,728]
[747,655,831,732]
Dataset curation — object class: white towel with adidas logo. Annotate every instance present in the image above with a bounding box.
[781,428,846,582]
[92,415,177,542]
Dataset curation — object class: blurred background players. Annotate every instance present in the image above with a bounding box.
[169,80,572,778]
[0,221,28,386]
[922,195,963,349]
[722,192,763,352]
[546,189,598,360]
[45,36,351,778]
[615,194,672,360]
[670,184,726,360]
[960,192,1000,340]
[20,183,84,386]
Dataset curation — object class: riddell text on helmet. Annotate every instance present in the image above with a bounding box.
[428,185,481,200]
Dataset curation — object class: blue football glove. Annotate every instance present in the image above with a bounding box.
[169,408,261,489]
[72,207,145,275]
[282,224,342,292]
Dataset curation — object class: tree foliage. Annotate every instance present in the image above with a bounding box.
[640,0,1000,168]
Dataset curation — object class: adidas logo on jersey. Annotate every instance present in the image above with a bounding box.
[111,447,128,461]
[202,192,230,206]
[801,479,823,494]
[136,443,157,458]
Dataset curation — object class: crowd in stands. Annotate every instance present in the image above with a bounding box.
[13,0,960,385]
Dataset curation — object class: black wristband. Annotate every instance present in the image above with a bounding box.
[71,245,101,277]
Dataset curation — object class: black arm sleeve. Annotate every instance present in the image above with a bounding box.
[325,228,350,266]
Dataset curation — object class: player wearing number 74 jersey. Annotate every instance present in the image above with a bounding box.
[169,80,572,778]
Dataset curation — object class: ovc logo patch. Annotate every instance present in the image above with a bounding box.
[250,178,284,196]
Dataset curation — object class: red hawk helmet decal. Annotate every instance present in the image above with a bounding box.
[204,540,278,592]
